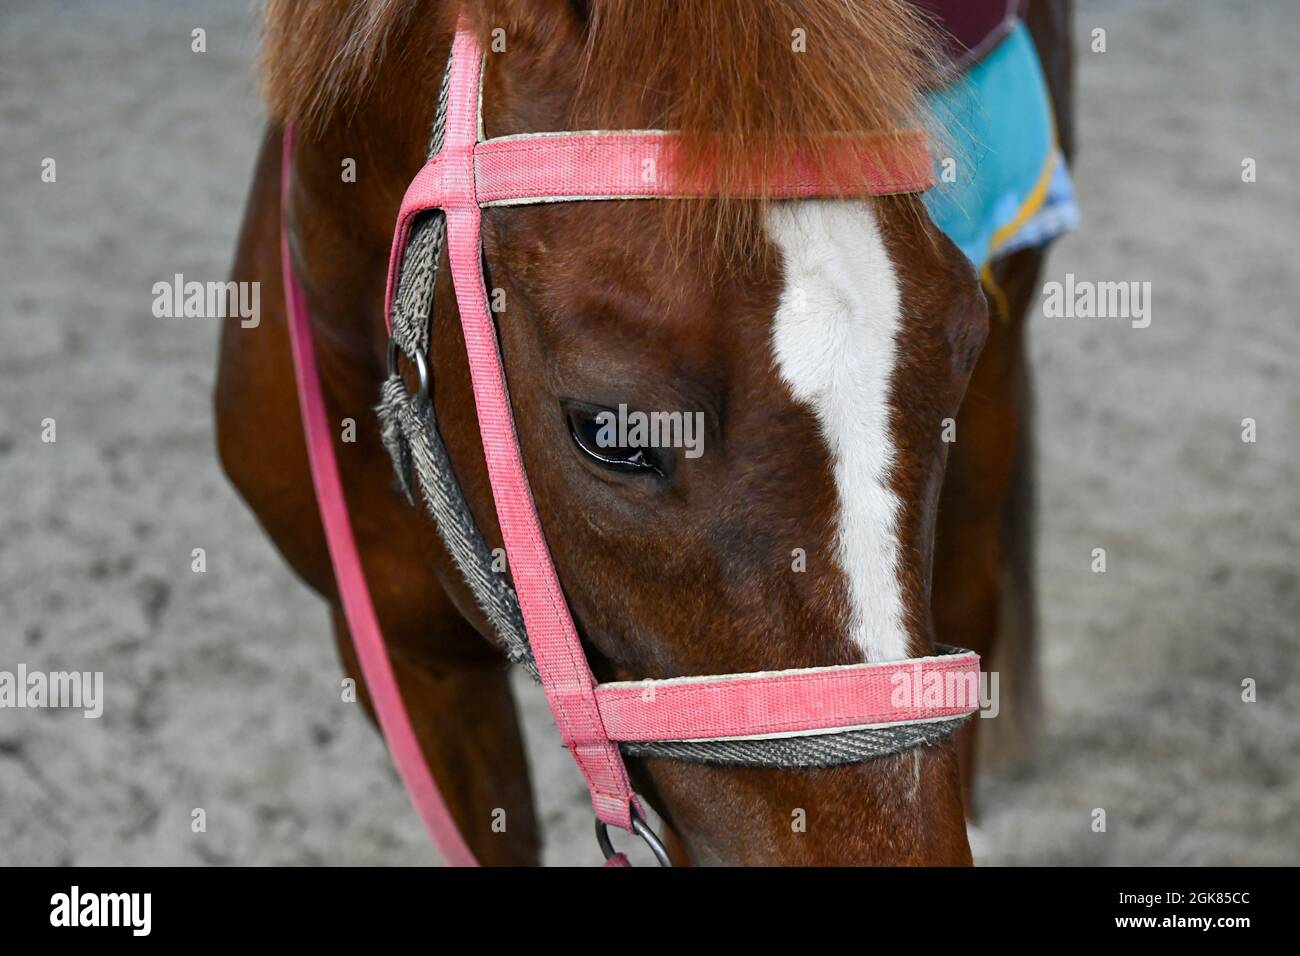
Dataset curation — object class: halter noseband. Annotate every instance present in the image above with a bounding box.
[283,19,979,867]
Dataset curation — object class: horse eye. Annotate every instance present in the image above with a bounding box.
[562,400,665,476]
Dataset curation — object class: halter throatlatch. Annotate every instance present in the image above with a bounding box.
[285,19,979,867]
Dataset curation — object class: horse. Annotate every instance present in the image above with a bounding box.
[216,0,1073,865]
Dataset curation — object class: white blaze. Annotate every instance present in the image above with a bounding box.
[766,200,908,663]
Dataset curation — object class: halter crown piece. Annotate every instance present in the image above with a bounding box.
[282,18,979,866]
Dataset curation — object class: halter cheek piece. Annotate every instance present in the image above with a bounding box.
[282,20,979,867]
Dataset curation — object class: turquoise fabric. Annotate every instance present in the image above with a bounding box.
[922,21,1059,267]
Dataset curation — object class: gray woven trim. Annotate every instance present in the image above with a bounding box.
[390,52,453,356]
[377,379,538,679]
[619,716,969,768]
[390,212,444,355]
[376,46,539,678]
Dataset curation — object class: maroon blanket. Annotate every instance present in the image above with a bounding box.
[909,0,1024,69]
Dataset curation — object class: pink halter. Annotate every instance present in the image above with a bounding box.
[283,20,978,866]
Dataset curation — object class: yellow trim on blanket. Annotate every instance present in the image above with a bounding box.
[981,264,1010,323]
[988,147,1057,256]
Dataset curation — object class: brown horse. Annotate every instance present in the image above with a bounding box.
[216,0,1072,865]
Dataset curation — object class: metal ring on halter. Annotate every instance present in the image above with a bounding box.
[594,809,673,867]
[387,337,430,409]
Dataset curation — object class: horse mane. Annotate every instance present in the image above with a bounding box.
[263,0,945,265]
[262,0,442,129]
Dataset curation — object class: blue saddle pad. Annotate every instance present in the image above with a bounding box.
[922,20,1078,268]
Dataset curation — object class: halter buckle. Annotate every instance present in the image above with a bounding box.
[595,808,673,867]
[387,337,430,409]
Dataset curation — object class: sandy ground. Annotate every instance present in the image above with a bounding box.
[1,0,1296,866]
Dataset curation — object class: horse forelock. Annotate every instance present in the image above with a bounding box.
[262,0,945,271]
[567,0,945,269]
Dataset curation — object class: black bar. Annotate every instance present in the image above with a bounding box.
[2,866,1287,941]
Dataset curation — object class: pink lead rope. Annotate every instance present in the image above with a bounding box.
[280,126,478,867]
[282,19,978,866]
